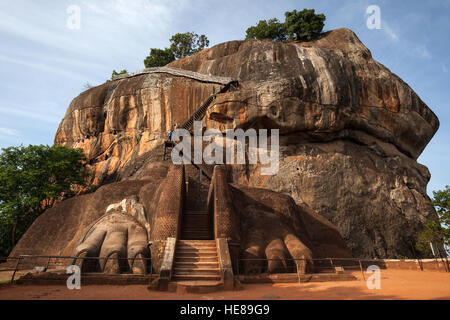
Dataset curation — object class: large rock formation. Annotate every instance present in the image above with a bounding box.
[15,28,439,260]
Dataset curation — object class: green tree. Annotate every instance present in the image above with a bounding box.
[111,69,128,79]
[245,18,287,41]
[416,186,450,256]
[284,9,326,41]
[144,48,175,68]
[0,145,87,257]
[143,32,209,68]
[169,32,209,59]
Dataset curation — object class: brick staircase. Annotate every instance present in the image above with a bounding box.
[168,168,224,292]
[180,177,212,240]
[172,240,221,282]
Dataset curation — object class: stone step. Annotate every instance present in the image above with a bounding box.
[180,235,212,239]
[176,250,217,256]
[177,246,216,250]
[177,243,216,249]
[178,240,216,244]
[182,220,210,226]
[183,214,209,220]
[181,231,211,236]
[178,240,216,246]
[181,230,211,235]
[172,274,222,281]
[176,251,217,258]
[177,245,216,250]
[184,207,209,212]
[180,232,211,237]
[182,227,211,231]
[182,225,209,228]
[184,210,209,215]
[175,256,218,263]
[174,262,220,268]
[180,236,212,240]
[174,268,221,275]
[183,213,210,220]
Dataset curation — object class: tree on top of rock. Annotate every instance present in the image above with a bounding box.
[169,32,209,59]
[111,69,128,80]
[143,32,209,68]
[245,18,287,41]
[144,48,175,68]
[245,9,326,42]
[285,9,326,41]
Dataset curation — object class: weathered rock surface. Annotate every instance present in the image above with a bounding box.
[55,72,223,186]
[170,28,439,258]
[10,164,351,274]
[19,28,439,259]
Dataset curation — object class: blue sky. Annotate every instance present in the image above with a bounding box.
[0,0,449,195]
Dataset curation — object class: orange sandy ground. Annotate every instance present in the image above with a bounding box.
[0,270,449,300]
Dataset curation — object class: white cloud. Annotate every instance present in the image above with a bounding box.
[82,0,185,28]
[382,22,399,41]
[0,106,61,124]
[443,64,448,73]
[0,127,20,137]
[0,53,88,81]
[0,0,188,59]
[0,4,90,54]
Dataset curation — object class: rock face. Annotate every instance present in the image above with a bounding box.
[55,70,224,186]
[169,28,439,258]
[10,164,352,275]
[24,28,438,259]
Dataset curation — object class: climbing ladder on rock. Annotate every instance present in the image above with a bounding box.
[179,80,238,132]
[161,80,237,168]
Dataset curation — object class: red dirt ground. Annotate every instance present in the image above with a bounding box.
[0,270,449,300]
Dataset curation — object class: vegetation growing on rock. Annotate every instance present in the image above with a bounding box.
[111,69,128,79]
[246,9,326,41]
[143,32,209,68]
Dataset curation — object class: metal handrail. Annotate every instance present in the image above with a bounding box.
[0,254,154,283]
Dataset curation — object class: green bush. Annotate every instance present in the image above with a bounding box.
[245,18,287,41]
[169,32,209,59]
[245,9,326,42]
[416,186,450,256]
[0,145,87,257]
[144,32,209,68]
[144,48,175,68]
[284,9,326,41]
[111,69,128,79]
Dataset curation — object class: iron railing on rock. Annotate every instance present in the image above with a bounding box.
[236,256,449,281]
[0,255,154,283]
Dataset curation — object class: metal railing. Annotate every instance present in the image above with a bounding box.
[0,255,154,283]
[235,257,436,281]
